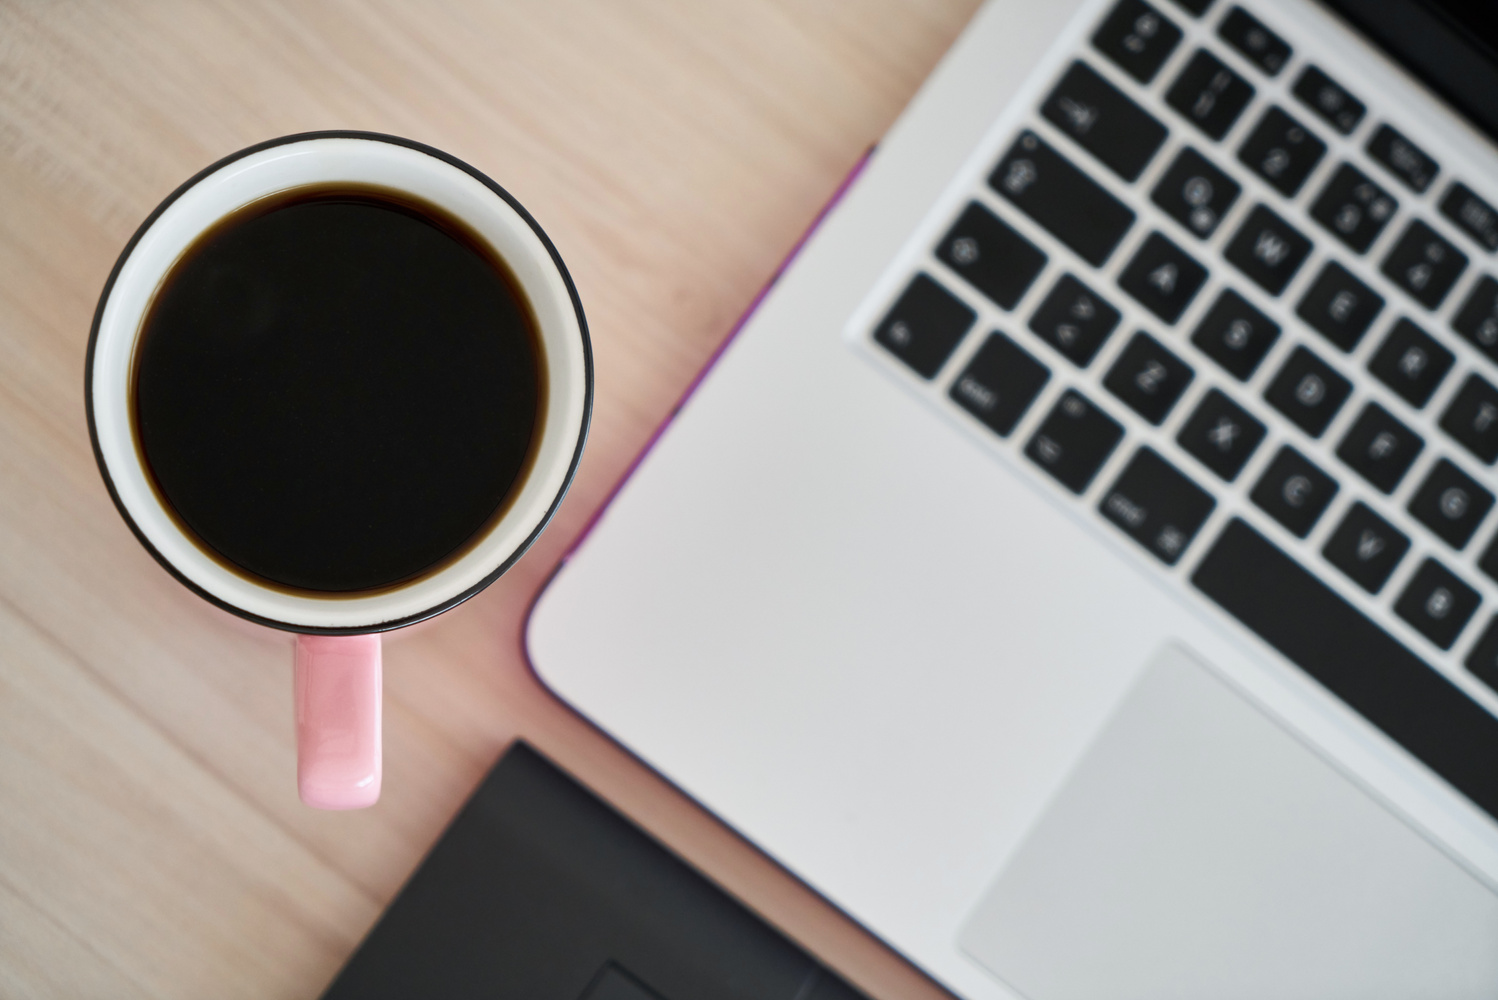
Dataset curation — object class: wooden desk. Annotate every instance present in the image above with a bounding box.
[0,2,976,997]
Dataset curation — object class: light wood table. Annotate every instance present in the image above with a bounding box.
[0,2,977,997]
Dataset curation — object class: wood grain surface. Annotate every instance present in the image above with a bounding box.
[0,2,978,997]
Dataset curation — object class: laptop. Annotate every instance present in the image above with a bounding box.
[528,0,1498,995]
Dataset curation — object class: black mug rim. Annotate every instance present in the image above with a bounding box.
[84,130,593,635]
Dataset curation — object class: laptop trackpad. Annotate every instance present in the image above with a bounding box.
[958,644,1498,1000]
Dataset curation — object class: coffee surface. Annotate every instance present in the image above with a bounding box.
[134,187,540,593]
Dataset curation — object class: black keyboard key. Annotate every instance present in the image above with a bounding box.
[1238,106,1325,197]
[1367,124,1439,193]
[1466,617,1498,695]
[991,132,1136,267]
[1092,0,1183,84]
[1217,6,1290,75]
[1176,387,1265,481]
[1336,402,1423,493]
[1368,318,1453,408]
[1382,220,1467,309]
[1103,330,1194,424]
[874,275,975,378]
[1323,502,1409,593]
[1292,65,1365,135]
[1224,204,1312,295]
[1117,232,1207,323]
[1440,373,1498,464]
[1166,49,1255,140]
[1042,61,1169,182]
[1409,458,1494,550]
[1100,447,1215,564]
[1193,519,1498,825]
[1028,274,1121,367]
[949,332,1051,437]
[1170,0,1212,14]
[1310,163,1396,254]
[1190,288,1280,380]
[1295,261,1383,352]
[1150,147,1240,239]
[936,203,1047,310]
[1025,389,1125,493]
[1453,276,1498,363]
[1251,445,1338,537]
[1440,182,1498,253]
[1264,346,1351,437]
[1396,558,1481,650]
[1481,534,1498,585]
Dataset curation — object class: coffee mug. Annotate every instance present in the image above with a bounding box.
[86,132,591,809]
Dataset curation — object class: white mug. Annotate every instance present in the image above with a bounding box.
[86,132,591,809]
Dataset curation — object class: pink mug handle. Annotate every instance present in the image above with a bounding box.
[294,634,382,809]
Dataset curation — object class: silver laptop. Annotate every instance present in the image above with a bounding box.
[528,0,1498,995]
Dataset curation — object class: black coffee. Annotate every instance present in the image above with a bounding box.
[133,185,542,593]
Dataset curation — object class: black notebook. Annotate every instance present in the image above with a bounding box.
[321,742,869,1000]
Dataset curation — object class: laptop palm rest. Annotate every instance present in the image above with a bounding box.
[958,644,1498,1000]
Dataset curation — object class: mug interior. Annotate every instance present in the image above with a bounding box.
[88,134,589,631]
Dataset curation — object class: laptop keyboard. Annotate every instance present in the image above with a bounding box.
[861,0,1498,819]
